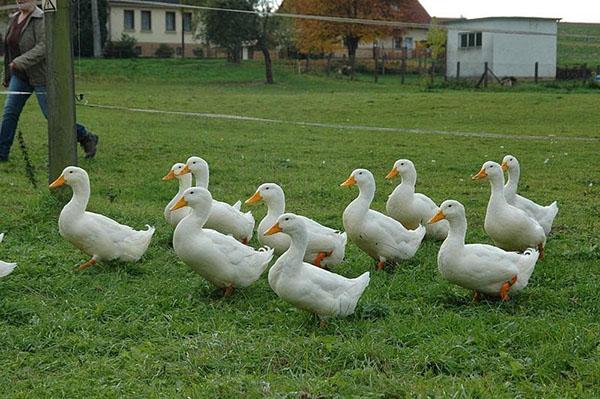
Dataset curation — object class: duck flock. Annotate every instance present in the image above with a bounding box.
[0,155,558,323]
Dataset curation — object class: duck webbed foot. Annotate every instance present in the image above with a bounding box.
[76,257,97,272]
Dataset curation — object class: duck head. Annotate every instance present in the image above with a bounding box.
[501,155,519,172]
[171,187,213,219]
[245,183,284,206]
[340,168,374,189]
[162,162,187,181]
[472,161,504,181]
[428,200,465,224]
[265,213,305,237]
[49,166,89,189]
[180,156,210,188]
[385,159,416,180]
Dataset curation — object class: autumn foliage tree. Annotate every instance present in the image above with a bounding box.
[285,0,404,76]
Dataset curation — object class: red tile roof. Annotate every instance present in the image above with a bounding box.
[398,0,431,24]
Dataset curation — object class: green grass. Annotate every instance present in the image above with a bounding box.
[559,23,600,67]
[0,59,599,398]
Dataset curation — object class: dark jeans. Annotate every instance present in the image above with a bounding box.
[0,75,91,159]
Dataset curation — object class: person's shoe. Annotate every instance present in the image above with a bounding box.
[81,133,98,159]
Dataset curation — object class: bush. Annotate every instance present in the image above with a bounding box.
[155,44,174,58]
[193,47,204,58]
[103,34,137,58]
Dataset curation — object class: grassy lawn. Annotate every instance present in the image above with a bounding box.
[558,23,600,67]
[0,59,599,397]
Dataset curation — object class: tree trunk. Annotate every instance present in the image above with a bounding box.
[345,36,359,80]
[261,45,273,84]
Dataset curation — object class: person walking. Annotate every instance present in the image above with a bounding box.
[0,0,98,162]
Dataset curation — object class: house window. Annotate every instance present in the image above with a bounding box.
[403,37,413,49]
[393,36,403,50]
[460,32,482,48]
[183,12,192,33]
[141,10,151,31]
[123,10,134,30]
[166,11,176,32]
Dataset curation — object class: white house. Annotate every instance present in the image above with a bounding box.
[445,17,560,79]
[107,0,207,57]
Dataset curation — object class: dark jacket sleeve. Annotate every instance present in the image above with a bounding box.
[3,18,13,85]
[12,18,46,70]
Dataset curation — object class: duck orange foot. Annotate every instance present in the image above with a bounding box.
[499,275,518,301]
[313,251,333,268]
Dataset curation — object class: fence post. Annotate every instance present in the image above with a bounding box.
[484,62,489,88]
[401,46,407,84]
[535,62,539,84]
[456,61,461,80]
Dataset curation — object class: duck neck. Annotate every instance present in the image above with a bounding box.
[398,172,416,195]
[354,180,375,210]
[189,207,210,228]
[445,216,466,247]
[505,164,520,196]
[285,229,309,262]
[192,170,209,189]
[66,180,90,213]
[265,194,285,219]
[177,173,192,195]
[488,173,508,206]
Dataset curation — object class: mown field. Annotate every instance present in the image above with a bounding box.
[558,22,600,66]
[0,59,599,398]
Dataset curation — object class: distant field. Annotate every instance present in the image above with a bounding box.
[558,22,600,67]
[0,59,598,397]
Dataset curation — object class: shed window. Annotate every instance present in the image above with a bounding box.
[166,12,176,32]
[123,10,134,30]
[460,32,482,48]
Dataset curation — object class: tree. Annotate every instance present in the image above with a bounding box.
[72,0,108,57]
[201,0,280,83]
[202,0,257,63]
[286,0,404,78]
[427,17,446,61]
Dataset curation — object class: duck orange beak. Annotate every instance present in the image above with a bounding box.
[385,167,399,180]
[427,210,446,224]
[265,222,282,236]
[472,168,487,180]
[501,161,508,171]
[49,175,65,189]
[171,196,188,211]
[180,164,191,175]
[162,169,176,181]
[340,175,357,187]
[245,191,262,204]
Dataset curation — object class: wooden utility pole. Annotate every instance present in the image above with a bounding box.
[44,0,77,182]
[91,0,102,57]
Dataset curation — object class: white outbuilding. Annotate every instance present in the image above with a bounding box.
[445,17,560,79]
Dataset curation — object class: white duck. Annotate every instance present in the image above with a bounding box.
[162,162,192,228]
[49,166,155,271]
[502,155,558,235]
[172,187,273,297]
[0,233,17,278]
[341,169,426,270]
[180,156,254,244]
[385,159,449,240]
[265,213,369,321]
[245,183,347,267]
[428,200,539,301]
[473,161,546,257]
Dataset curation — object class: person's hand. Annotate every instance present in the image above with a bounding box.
[9,62,17,71]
